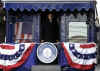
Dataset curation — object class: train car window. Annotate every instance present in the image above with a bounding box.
[60,13,88,42]
[14,21,33,43]
[68,22,88,43]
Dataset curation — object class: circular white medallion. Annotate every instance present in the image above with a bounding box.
[37,42,58,63]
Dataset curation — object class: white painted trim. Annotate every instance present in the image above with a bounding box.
[1,0,96,3]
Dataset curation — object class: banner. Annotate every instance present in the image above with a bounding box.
[0,43,34,71]
[0,42,97,71]
[62,42,97,70]
[12,43,38,71]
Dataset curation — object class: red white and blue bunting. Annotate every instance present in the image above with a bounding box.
[0,43,34,71]
[0,42,97,71]
[62,42,97,70]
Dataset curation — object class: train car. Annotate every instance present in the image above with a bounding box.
[0,0,99,71]
[5,0,97,43]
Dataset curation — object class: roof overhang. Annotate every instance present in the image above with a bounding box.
[3,0,96,11]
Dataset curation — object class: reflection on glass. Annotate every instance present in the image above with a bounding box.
[69,22,87,43]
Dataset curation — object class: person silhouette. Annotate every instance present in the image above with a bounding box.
[0,2,6,43]
[41,13,59,43]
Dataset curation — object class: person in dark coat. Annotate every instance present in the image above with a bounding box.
[0,2,3,71]
[40,13,60,43]
[0,2,6,43]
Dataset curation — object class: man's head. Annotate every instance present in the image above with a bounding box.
[48,13,53,21]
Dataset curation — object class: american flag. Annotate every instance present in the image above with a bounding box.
[15,22,33,43]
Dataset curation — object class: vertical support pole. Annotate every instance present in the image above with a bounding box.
[6,10,9,43]
[33,14,40,42]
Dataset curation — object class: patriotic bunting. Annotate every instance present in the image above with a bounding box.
[62,42,97,70]
[0,43,34,71]
[0,42,97,71]
[12,44,38,71]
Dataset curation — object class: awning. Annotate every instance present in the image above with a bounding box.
[5,1,95,11]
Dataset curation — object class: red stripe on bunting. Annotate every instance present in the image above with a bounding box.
[0,43,35,71]
[80,43,96,48]
[62,42,94,70]
[0,45,15,50]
